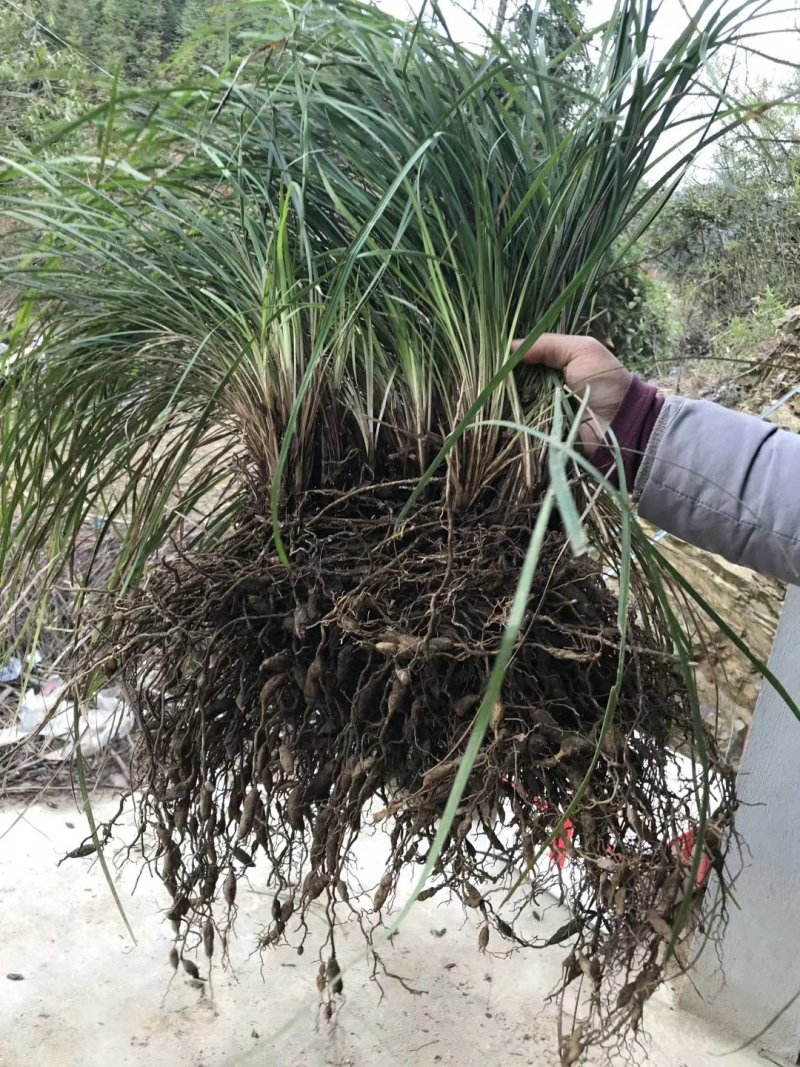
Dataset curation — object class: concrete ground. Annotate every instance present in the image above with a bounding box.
[0,795,770,1067]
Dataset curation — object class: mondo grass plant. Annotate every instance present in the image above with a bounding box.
[0,1,787,1060]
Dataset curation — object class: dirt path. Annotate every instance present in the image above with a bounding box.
[0,796,765,1067]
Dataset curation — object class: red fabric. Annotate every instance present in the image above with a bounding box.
[591,375,664,490]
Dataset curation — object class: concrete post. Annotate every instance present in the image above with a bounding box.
[683,584,800,1062]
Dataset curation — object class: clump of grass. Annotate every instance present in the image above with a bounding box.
[0,1,775,1059]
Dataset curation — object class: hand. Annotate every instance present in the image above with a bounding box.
[512,334,631,454]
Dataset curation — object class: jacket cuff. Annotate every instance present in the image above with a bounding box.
[592,376,665,492]
[632,396,683,501]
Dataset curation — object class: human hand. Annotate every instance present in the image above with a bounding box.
[512,334,631,454]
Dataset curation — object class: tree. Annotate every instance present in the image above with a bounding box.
[179,0,215,40]
[31,0,208,82]
[508,0,590,101]
[649,101,800,334]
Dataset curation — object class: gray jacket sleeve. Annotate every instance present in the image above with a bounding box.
[634,396,800,585]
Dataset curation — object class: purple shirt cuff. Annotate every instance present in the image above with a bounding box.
[592,376,664,491]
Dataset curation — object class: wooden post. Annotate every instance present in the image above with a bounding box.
[682,584,800,1061]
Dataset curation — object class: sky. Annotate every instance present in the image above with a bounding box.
[590,0,798,83]
[376,0,800,181]
[378,0,799,87]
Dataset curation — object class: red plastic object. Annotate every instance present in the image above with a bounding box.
[505,778,712,888]
[671,828,713,887]
[549,818,574,869]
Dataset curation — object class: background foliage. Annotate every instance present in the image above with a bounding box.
[648,99,800,360]
[0,2,796,378]
[0,0,675,369]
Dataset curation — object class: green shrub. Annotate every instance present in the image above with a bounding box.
[0,5,89,143]
[648,113,800,348]
[711,287,790,362]
[592,259,675,372]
